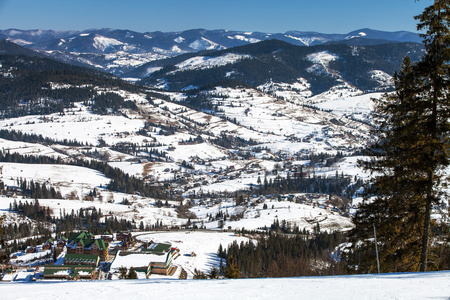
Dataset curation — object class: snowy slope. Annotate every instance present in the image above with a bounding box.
[1,271,449,300]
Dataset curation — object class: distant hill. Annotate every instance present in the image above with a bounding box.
[0,41,147,118]
[134,39,424,94]
[0,28,423,76]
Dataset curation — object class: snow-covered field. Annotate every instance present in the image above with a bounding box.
[1,271,449,300]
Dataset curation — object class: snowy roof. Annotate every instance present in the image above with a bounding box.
[110,250,168,270]
[142,243,171,253]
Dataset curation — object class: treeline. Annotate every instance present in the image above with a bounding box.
[0,129,88,147]
[90,92,138,115]
[13,178,63,199]
[220,231,347,278]
[0,150,169,199]
[255,173,362,202]
[209,133,259,149]
[8,199,134,234]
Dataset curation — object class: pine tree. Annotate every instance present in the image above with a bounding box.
[413,0,450,272]
[118,266,127,279]
[224,256,240,278]
[351,0,450,273]
[127,267,138,279]
[0,215,8,267]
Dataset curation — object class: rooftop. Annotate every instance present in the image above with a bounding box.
[142,243,172,253]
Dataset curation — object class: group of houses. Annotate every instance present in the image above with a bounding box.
[3,231,179,281]
[40,231,178,280]
[43,232,109,280]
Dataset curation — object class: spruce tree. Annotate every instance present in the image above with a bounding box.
[224,256,240,278]
[127,267,138,279]
[351,0,450,273]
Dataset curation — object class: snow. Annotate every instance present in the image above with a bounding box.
[0,138,68,160]
[314,93,380,122]
[227,35,261,43]
[144,66,163,76]
[174,36,185,43]
[307,51,339,75]
[286,35,310,46]
[0,162,110,197]
[1,271,449,299]
[369,70,393,89]
[0,102,146,146]
[110,250,166,271]
[93,36,124,51]
[175,53,250,72]
[134,231,250,275]
[188,37,223,51]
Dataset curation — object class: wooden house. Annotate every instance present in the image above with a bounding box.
[66,232,109,261]
[42,238,54,250]
[116,231,133,243]
[25,246,37,253]
[57,236,67,248]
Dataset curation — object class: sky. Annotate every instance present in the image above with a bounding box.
[0,0,432,34]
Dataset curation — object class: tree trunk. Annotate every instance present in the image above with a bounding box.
[420,192,432,272]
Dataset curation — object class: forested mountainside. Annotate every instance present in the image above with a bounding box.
[0,40,167,118]
[136,40,424,93]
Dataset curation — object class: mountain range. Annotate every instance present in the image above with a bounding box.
[0,28,423,77]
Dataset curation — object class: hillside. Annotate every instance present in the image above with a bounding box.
[137,40,424,94]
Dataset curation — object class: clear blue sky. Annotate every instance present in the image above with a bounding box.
[0,0,432,33]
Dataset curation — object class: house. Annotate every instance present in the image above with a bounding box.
[101,231,114,242]
[116,231,133,243]
[110,243,178,277]
[142,243,178,275]
[66,232,109,261]
[43,265,96,280]
[25,246,37,253]
[57,236,67,248]
[64,254,100,267]
[42,238,54,250]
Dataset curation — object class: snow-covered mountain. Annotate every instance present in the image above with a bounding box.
[136,39,424,94]
[0,28,422,76]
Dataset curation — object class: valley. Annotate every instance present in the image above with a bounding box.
[0,26,447,283]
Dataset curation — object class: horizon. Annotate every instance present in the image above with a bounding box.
[0,0,431,35]
[0,26,421,35]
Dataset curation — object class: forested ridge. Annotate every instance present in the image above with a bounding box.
[0,41,169,118]
[142,40,424,93]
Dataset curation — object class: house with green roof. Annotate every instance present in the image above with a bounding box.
[66,232,109,261]
[43,238,54,250]
[64,254,100,267]
[67,232,95,244]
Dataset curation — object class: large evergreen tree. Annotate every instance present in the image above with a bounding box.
[351,0,450,273]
